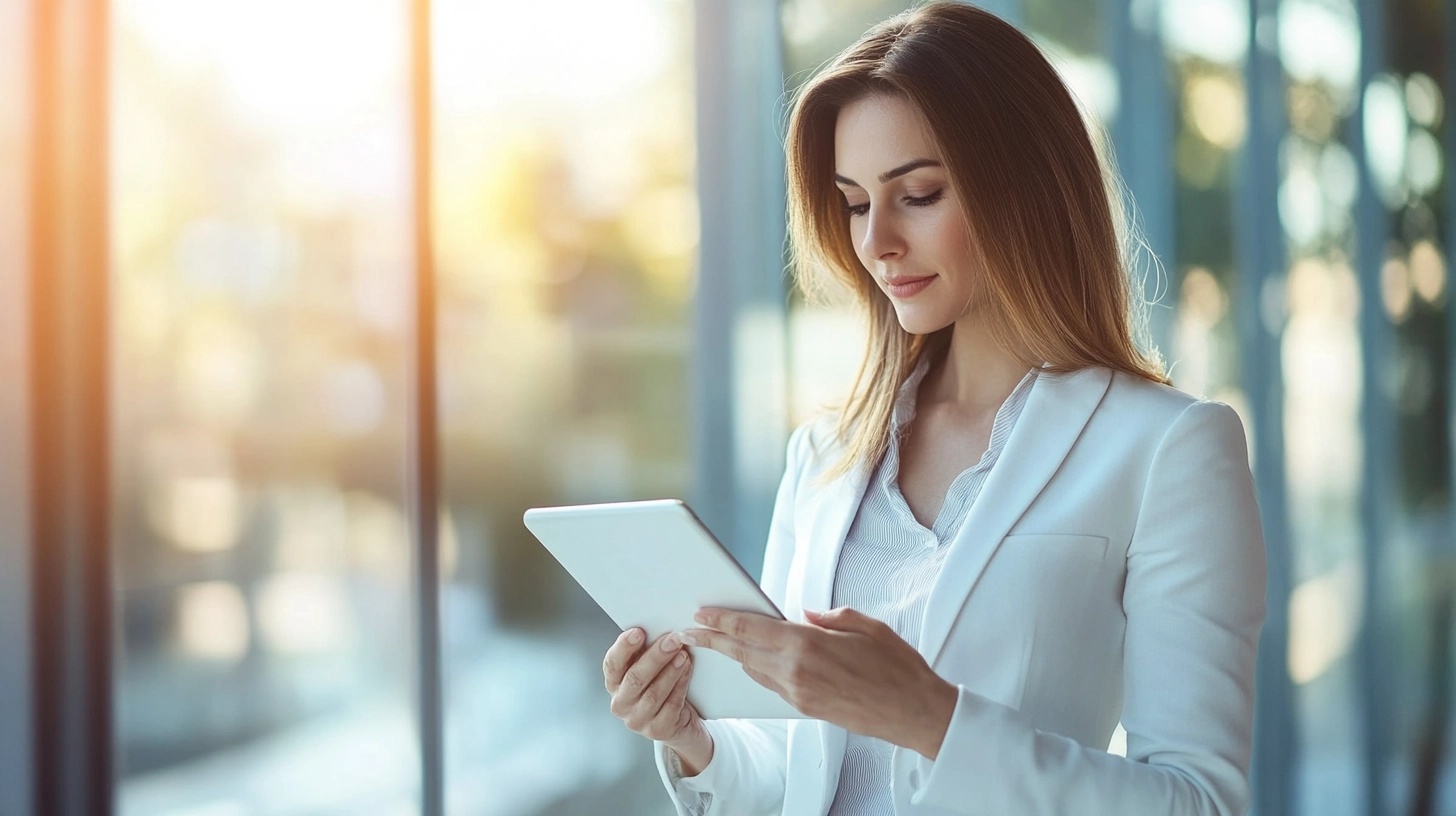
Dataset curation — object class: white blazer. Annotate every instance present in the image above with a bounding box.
[655,365,1266,816]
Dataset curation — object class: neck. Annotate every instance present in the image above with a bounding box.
[921,317,1030,410]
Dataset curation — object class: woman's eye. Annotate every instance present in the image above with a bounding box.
[843,190,944,218]
[905,190,944,207]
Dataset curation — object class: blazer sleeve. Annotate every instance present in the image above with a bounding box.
[896,399,1267,816]
[652,421,815,816]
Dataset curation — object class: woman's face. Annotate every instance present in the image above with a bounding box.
[834,93,978,335]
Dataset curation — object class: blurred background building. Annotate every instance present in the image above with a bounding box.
[0,0,1452,814]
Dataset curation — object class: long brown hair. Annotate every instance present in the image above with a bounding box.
[785,0,1169,480]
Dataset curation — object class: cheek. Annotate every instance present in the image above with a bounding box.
[926,211,971,259]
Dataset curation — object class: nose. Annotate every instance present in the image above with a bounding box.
[859,209,905,262]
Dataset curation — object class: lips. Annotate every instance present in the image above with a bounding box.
[884,275,936,298]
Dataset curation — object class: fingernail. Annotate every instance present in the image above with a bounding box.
[627,628,643,644]
[680,634,699,647]
[660,633,681,652]
[693,611,709,624]
[673,653,686,667]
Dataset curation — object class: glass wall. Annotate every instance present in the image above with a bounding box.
[431,1,692,813]
[110,1,422,812]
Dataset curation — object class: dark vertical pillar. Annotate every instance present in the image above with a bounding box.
[28,0,113,813]
[691,0,789,577]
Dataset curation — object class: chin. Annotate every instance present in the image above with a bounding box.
[891,306,957,336]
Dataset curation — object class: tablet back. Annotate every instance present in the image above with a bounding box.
[523,499,805,720]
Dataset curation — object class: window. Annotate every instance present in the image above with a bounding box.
[111,1,422,811]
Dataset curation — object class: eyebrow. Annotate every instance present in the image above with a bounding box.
[834,158,943,187]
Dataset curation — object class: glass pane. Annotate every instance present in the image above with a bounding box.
[1373,0,1453,809]
[1273,0,1366,811]
[1163,3,1249,409]
[432,1,695,812]
[110,2,422,813]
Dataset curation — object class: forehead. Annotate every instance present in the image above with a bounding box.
[833,94,940,178]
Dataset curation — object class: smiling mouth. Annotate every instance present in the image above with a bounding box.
[884,275,936,298]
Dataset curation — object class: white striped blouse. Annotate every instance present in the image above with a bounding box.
[826,355,1038,815]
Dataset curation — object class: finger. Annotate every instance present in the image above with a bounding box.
[682,628,758,669]
[617,632,685,706]
[631,650,689,731]
[603,627,646,692]
[653,653,693,724]
[694,608,795,648]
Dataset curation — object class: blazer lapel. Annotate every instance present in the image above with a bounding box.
[798,447,873,615]
[918,365,1113,666]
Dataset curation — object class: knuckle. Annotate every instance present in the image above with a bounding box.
[639,689,659,711]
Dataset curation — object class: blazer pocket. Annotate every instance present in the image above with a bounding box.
[1001,533,1110,558]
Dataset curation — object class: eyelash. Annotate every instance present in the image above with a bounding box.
[843,190,945,217]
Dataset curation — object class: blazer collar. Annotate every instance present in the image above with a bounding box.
[798,365,1113,664]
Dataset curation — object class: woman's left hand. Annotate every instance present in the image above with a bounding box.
[683,606,958,759]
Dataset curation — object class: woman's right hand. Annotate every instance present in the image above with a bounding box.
[603,628,713,771]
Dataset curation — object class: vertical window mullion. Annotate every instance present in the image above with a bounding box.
[1236,0,1298,811]
[1350,0,1395,810]
[28,0,113,814]
[408,0,445,813]
[692,0,790,576]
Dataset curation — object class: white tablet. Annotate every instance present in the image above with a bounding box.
[522,498,805,720]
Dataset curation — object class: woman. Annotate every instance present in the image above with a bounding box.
[602,2,1265,814]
